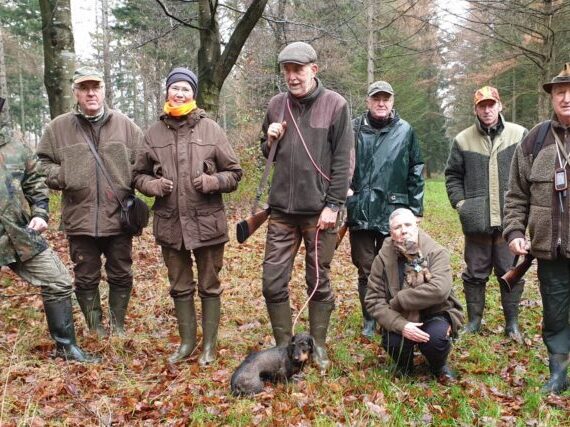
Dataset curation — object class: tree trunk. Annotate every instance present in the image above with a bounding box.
[101,0,113,107]
[197,0,268,117]
[39,0,75,119]
[0,28,11,124]
[367,0,376,85]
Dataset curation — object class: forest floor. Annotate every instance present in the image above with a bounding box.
[0,179,569,426]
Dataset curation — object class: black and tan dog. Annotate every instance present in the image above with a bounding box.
[230,333,314,396]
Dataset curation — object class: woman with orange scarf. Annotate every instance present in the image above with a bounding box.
[133,67,243,365]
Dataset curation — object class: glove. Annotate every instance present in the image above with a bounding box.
[193,173,219,193]
[144,177,173,197]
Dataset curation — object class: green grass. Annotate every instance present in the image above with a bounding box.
[2,178,569,425]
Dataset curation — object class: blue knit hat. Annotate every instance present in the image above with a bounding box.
[166,67,198,95]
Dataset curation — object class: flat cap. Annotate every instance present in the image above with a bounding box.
[73,66,103,84]
[368,81,394,97]
[278,42,317,65]
[543,63,570,93]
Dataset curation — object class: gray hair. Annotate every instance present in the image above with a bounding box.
[388,208,415,229]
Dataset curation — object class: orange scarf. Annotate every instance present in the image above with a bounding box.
[163,100,197,117]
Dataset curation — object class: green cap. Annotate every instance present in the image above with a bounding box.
[73,66,103,84]
[367,81,394,97]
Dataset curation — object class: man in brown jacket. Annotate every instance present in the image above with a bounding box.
[366,208,463,383]
[38,67,143,338]
[504,63,570,394]
[260,42,353,371]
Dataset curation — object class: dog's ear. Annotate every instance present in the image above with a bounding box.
[308,335,315,352]
[287,337,295,359]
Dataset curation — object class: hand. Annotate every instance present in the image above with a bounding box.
[317,206,338,230]
[146,177,173,196]
[267,121,287,148]
[456,200,465,209]
[402,322,430,343]
[347,188,354,197]
[193,173,219,193]
[28,217,48,233]
[509,237,529,256]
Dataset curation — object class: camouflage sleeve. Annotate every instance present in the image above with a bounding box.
[22,147,49,222]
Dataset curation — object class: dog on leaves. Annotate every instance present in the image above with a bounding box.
[230,333,314,396]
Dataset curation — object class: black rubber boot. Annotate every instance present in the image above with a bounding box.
[199,297,220,366]
[542,353,569,395]
[462,283,485,334]
[358,283,375,338]
[266,301,293,347]
[168,298,197,364]
[309,300,334,372]
[75,288,107,338]
[500,281,524,343]
[109,286,131,336]
[43,296,99,363]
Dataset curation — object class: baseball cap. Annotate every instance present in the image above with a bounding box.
[73,67,104,84]
[368,81,394,97]
[474,86,500,105]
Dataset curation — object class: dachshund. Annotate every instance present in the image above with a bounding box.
[398,238,432,288]
[230,333,314,396]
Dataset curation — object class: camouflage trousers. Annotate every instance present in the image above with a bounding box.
[9,247,73,302]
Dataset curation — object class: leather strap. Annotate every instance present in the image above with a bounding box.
[75,118,127,210]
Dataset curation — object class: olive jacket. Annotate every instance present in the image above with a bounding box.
[365,230,464,337]
[346,111,424,235]
[133,109,242,250]
[0,126,49,265]
[37,109,143,236]
[445,115,527,235]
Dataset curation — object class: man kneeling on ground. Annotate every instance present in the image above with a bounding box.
[365,208,463,383]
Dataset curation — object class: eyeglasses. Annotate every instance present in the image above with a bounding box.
[169,86,193,95]
[75,84,104,93]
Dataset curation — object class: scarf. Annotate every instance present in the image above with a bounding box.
[163,100,197,117]
[74,104,106,123]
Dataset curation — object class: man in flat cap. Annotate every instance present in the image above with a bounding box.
[504,63,570,394]
[38,66,143,338]
[259,41,353,371]
[346,80,424,339]
[445,86,527,342]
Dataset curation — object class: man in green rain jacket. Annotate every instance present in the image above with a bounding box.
[346,81,424,338]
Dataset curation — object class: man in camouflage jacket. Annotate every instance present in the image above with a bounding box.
[0,99,96,362]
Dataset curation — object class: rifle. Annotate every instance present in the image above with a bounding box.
[499,253,534,290]
[335,222,348,249]
[236,207,270,244]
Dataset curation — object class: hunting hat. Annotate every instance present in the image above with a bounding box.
[166,67,198,94]
[474,86,501,105]
[278,42,317,65]
[543,63,570,93]
[368,81,394,97]
[73,66,104,84]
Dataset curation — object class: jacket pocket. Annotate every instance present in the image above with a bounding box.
[457,196,489,234]
[196,206,227,242]
[528,205,552,254]
[153,208,177,246]
[387,192,409,206]
[60,144,92,190]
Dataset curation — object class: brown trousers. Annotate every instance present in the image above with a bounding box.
[68,234,133,291]
[262,210,338,304]
[161,243,225,300]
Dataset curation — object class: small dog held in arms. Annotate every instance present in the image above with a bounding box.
[397,238,432,288]
[230,333,314,396]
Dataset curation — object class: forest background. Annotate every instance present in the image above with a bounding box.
[0,0,570,425]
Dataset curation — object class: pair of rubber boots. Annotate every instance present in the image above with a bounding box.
[267,300,333,372]
[463,282,523,342]
[75,287,131,338]
[43,296,99,362]
[168,297,220,366]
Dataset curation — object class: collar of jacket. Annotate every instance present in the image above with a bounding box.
[360,109,400,133]
[288,78,323,106]
[161,108,207,129]
[475,113,505,138]
[75,106,112,129]
[551,115,570,131]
